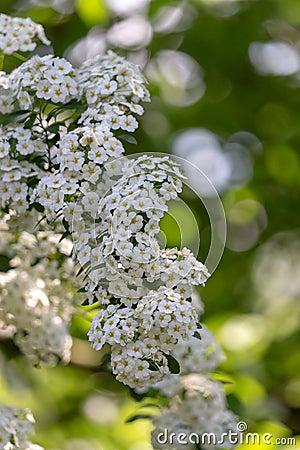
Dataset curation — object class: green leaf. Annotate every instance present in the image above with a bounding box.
[46,121,65,134]
[148,360,160,372]
[0,52,4,71]
[165,353,180,374]
[125,414,153,423]
[118,134,137,145]
[0,254,11,272]
[59,231,71,243]
[24,112,37,129]
[81,298,90,306]
[210,372,234,385]
[101,352,111,365]
[30,202,45,213]
[129,389,145,402]
[140,403,160,409]
[0,110,29,125]
[76,261,90,277]
[62,217,70,232]
[77,287,87,293]
[193,331,202,340]
[47,107,64,121]
[76,0,109,27]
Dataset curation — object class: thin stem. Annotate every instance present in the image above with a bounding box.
[12,52,27,62]
[0,52,4,71]
[36,110,52,171]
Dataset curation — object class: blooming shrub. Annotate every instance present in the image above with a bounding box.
[0,12,237,449]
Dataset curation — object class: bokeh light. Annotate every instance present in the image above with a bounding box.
[172,128,254,197]
[249,41,300,76]
[147,51,205,106]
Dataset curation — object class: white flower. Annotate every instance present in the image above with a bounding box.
[87,146,108,164]
[119,114,138,132]
[0,94,14,113]
[99,76,118,95]
[0,140,9,158]
[103,137,124,157]
[1,13,52,54]
[82,191,99,212]
[0,402,43,450]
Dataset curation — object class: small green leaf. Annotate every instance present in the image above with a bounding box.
[30,202,45,213]
[47,121,64,134]
[47,107,64,121]
[148,360,160,372]
[193,331,202,340]
[129,389,145,402]
[101,352,111,365]
[59,231,71,243]
[118,134,137,145]
[210,372,234,385]
[0,52,4,71]
[0,109,29,125]
[165,353,180,374]
[62,217,70,231]
[77,287,87,293]
[125,414,153,423]
[24,113,37,129]
[76,261,90,276]
[140,403,160,409]
[0,254,11,272]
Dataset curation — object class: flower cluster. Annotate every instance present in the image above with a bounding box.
[0,213,78,366]
[0,13,212,393]
[69,155,210,387]
[0,13,50,55]
[0,402,44,450]
[147,319,237,449]
[0,124,45,214]
[0,49,149,219]
[88,289,199,387]
[151,375,238,450]
[143,324,225,398]
[119,292,238,449]
[73,155,207,289]
[8,55,79,108]
[0,13,241,450]
[33,51,150,216]
[77,51,150,127]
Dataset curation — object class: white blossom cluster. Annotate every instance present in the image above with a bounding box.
[77,51,150,126]
[0,13,241,449]
[67,155,210,387]
[88,289,199,387]
[147,321,237,449]
[0,13,211,392]
[0,49,150,220]
[172,325,226,377]
[0,402,44,450]
[0,13,50,55]
[30,52,150,221]
[151,375,238,450]
[0,124,45,213]
[144,324,226,398]
[8,55,79,109]
[123,304,236,449]
[0,214,77,365]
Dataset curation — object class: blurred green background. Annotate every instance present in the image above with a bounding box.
[0,0,300,448]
